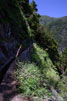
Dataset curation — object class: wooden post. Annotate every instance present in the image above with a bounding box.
[16,45,22,58]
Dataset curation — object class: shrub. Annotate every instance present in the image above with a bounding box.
[15,61,52,97]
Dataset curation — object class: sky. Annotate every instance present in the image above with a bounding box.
[30,0,67,18]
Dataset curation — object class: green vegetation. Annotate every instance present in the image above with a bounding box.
[0,0,31,41]
[35,25,59,64]
[41,16,67,51]
[16,62,51,97]
[40,15,67,99]
[15,44,60,98]
[40,15,57,25]
[0,0,59,64]
[31,44,60,85]
[0,0,67,100]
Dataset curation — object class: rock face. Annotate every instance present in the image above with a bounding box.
[2,41,17,57]
[0,41,17,66]
[0,23,18,67]
[0,23,9,65]
[19,46,31,62]
[0,24,11,39]
[0,50,8,65]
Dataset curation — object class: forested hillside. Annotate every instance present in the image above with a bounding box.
[0,0,67,101]
[40,16,67,51]
[40,15,57,25]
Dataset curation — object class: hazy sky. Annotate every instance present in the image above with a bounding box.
[30,0,67,18]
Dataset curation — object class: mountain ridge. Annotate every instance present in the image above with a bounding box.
[40,15,67,51]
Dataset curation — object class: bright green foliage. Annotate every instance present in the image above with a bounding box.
[17,63,40,93]
[31,44,60,85]
[15,44,60,97]
[15,62,51,97]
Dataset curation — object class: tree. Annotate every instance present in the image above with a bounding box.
[35,25,59,63]
[18,0,32,16]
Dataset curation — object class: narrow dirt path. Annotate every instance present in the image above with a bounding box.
[0,61,26,101]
